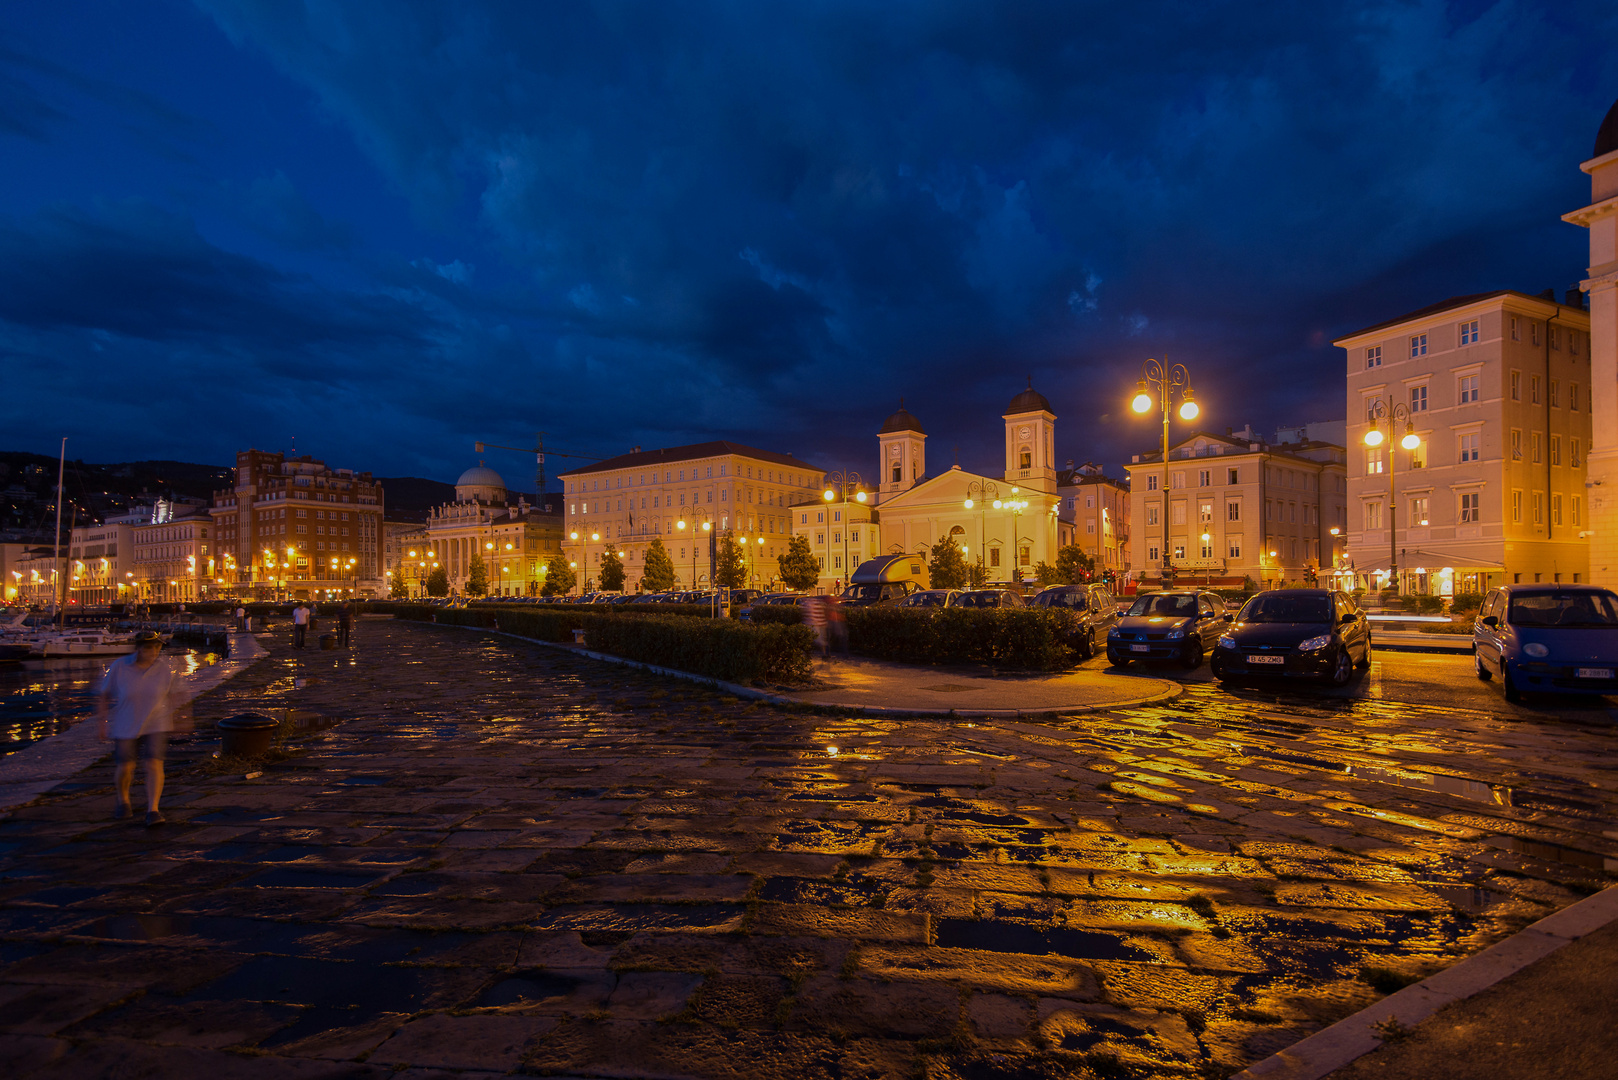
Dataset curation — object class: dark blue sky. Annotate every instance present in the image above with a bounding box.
[4,1,1615,487]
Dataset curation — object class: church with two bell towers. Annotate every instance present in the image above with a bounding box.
[847,383,1065,587]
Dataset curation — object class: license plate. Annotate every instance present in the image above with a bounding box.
[1130,644,1150,652]
[1577,667,1613,679]
[1249,655,1285,665]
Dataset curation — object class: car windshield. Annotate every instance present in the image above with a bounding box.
[909,591,951,607]
[1508,592,1618,627]
[842,584,882,600]
[1240,594,1331,623]
[1036,589,1087,610]
[1128,594,1197,616]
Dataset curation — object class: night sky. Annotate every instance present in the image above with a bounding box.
[4,2,1615,488]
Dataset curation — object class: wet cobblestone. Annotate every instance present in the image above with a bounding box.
[1,617,1615,1078]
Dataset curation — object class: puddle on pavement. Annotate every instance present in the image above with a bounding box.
[478,970,590,1008]
[1498,836,1617,872]
[1424,883,1510,913]
[933,919,1154,961]
[759,876,886,908]
[1346,763,1512,807]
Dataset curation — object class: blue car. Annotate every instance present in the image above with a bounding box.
[1474,584,1618,702]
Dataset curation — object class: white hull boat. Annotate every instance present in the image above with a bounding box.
[28,630,154,658]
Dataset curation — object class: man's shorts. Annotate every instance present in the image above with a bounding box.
[113,733,168,764]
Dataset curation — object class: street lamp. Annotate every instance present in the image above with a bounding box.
[1363,397,1422,596]
[822,471,867,591]
[569,530,599,596]
[962,479,1002,585]
[1131,359,1199,589]
[1200,531,1212,586]
[676,513,712,592]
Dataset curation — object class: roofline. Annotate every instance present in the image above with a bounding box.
[1334,290,1589,346]
[558,440,824,478]
[1127,430,1346,468]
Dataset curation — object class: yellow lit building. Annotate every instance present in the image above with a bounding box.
[416,466,562,596]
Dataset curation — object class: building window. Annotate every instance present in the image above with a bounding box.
[1147,505,1159,526]
[1531,432,1542,464]
[1227,500,1241,521]
[989,548,1001,568]
[1409,385,1428,412]
[1200,502,1213,524]
[1364,502,1382,530]
[1510,429,1522,460]
[1147,475,1159,491]
[1148,547,1158,562]
[1551,437,1562,466]
[1512,490,1522,523]
[1459,320,1478,345]
[1551,494,1563,526]
[1171,502,1186,526]
[1019,546,1031,566]
[1366,447,1385,474]
[1227,467,1239,484]
[1408,441,1426,469]
[1458,375,1479,404]
[1410,496,1429,526]
[1531,375,1541,404]
[1531,322,1540,346]
[1198,469,1211,486]
[1550,380,1560,407]
[1572,383,1580,411]
[1459,433,1480,463]
[1573,496,1582,526]
[1510,371,1521,400]
[1172,544,1185,560]
[1228,539,1241,558]
[1200,540,1213,558]
[1533,492,1544,525]
[1019,451,1032,469]
[1573,438,1582,467]
[1551,327,1561,351]
[1460,493,1479,523]
[1571,331,1581,356]
[1366,345,1382,368]
[1410,333,1427,358]
[1171,472,1185,489]
[1510,316,1520,341]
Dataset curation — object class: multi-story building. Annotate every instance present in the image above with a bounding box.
[559,443,825,592]
[1336,291,1592,594]
[129,504,210,603]
[790,492,881,593]
[1125,430,1347,590]
[1564,99,1618,587]
[382,521,425,597]
[416,466,562,596]
[1057,462,1131,580]
[210,451,386,600]
[67,518,134,605]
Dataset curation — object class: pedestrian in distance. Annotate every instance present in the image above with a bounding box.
[292,601,309,648]
[338,602,353,648]
[804,595,831,659]
[234,604,247,632]
[96,631,189,826]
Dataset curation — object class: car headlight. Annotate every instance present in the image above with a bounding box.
[1107,628,1120,639]
[1298,634,1332,651]
[1523,643,1549,658]
[1166,628,1185,640]
[1217,635,1236,649]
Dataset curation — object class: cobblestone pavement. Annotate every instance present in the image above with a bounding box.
[1,618,1615,1079]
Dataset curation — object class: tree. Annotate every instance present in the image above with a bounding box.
[777,535,820,592]
[425,565,450,597]
[541,555,574,596]
[968,557,988,587]
[714,533,746,588]
[641,538,677,591]
[599,550,626,591]
[1034,561,1060,585]
[928,534,969,589]
[1053,543,1094,585]
[389,574,409,599]
[466,549,489,596]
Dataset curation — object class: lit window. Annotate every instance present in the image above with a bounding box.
[1366,345,1382,368]
[1458,320,1478,345]
[1460,492,1480,523]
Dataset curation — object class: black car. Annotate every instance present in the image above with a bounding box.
[1106,590,1228,669]
[1030,583,1119,660]
[1210,589,1371,686]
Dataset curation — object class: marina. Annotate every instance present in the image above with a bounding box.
[0,644,214,756]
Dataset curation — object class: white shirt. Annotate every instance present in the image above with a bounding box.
[98,654,185,739]
[293,606,309,625]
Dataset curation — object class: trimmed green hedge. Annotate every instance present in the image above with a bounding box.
[845,607,1078,670]
[389,603,812,684]
[747,604,805,626]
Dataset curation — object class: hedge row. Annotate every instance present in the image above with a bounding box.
[843,607,1079,670]
[389,603,812,684]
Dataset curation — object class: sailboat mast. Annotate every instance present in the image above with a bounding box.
[54,437,66,624]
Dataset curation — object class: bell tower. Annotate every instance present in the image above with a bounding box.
[877,399,926,501]
[1002,380,1057,494]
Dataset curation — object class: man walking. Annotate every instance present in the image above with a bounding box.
[97,631,188,826]
[338,602,353,648]
[292,601,309,648]
[234,604,247,632]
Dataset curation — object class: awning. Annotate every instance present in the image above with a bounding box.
[1351,547,1508,573]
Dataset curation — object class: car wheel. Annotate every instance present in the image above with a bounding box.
[1180,641,1202,669]
[1502,663,1522,703]
[1328,648,1352,686]
[1356,638,1372,670]
[1475,652,1492,682]
[1108,652,1129,670]
[1079,631,1096,661]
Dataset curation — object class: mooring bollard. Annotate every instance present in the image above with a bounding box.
[217,713,279,757]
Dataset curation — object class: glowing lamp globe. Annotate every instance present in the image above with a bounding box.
[1401,432,1421,450]
[1131,392,1152,413]
[1363,428,1384,447]
[1178,400,1199,421]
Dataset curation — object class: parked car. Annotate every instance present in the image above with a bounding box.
[1030,583,1120,659]
[1474,584,1618,702]
[841,554,930,607]
[1106,590,1228,669]
[1210,589,1370,686]
[900,589,960,609]
[953,588,1024,609]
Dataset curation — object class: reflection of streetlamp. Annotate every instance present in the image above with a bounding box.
[1363,397,1422,594]
[963,479,1002,585]
[677,512,712,590]
[822,472,866,590]
[1131,359,1199,588]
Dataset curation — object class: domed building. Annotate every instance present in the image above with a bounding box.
[401,463,561,598]
[454,464,508,505]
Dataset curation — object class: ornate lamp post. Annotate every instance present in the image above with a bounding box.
[676,511,712,591]
[569,530,600,596]
[1130,359,1200,588]
[822,471,867,590]
[1003,493,1029,585]
[1363,397,1422,595]
[962,479,1002,585]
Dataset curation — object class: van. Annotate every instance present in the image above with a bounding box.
[841,554,930,607]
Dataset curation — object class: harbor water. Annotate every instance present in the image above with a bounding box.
[0,647,211,757]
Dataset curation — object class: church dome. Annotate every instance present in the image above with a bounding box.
[1005,383,1053,415]
[1597,98,1618,159]
[455,464,507,504]
[879,400,925,434]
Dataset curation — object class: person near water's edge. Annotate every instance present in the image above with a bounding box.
[96,631,189,826]
[292,602,309,648]
[338,602,353,648]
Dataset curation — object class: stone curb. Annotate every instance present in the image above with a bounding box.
[1232,882,1618,1080]
[0,631,271,814]
[414,619,1182,717]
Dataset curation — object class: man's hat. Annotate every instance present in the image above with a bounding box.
[133,631,164,646]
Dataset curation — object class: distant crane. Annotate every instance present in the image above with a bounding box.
[473,433,603,500]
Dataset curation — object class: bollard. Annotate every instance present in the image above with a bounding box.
[319,633,338,650]
[218,713,279,757]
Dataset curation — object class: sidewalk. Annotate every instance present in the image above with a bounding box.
[778,654,1182,715]
[1374,630,1473,654]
